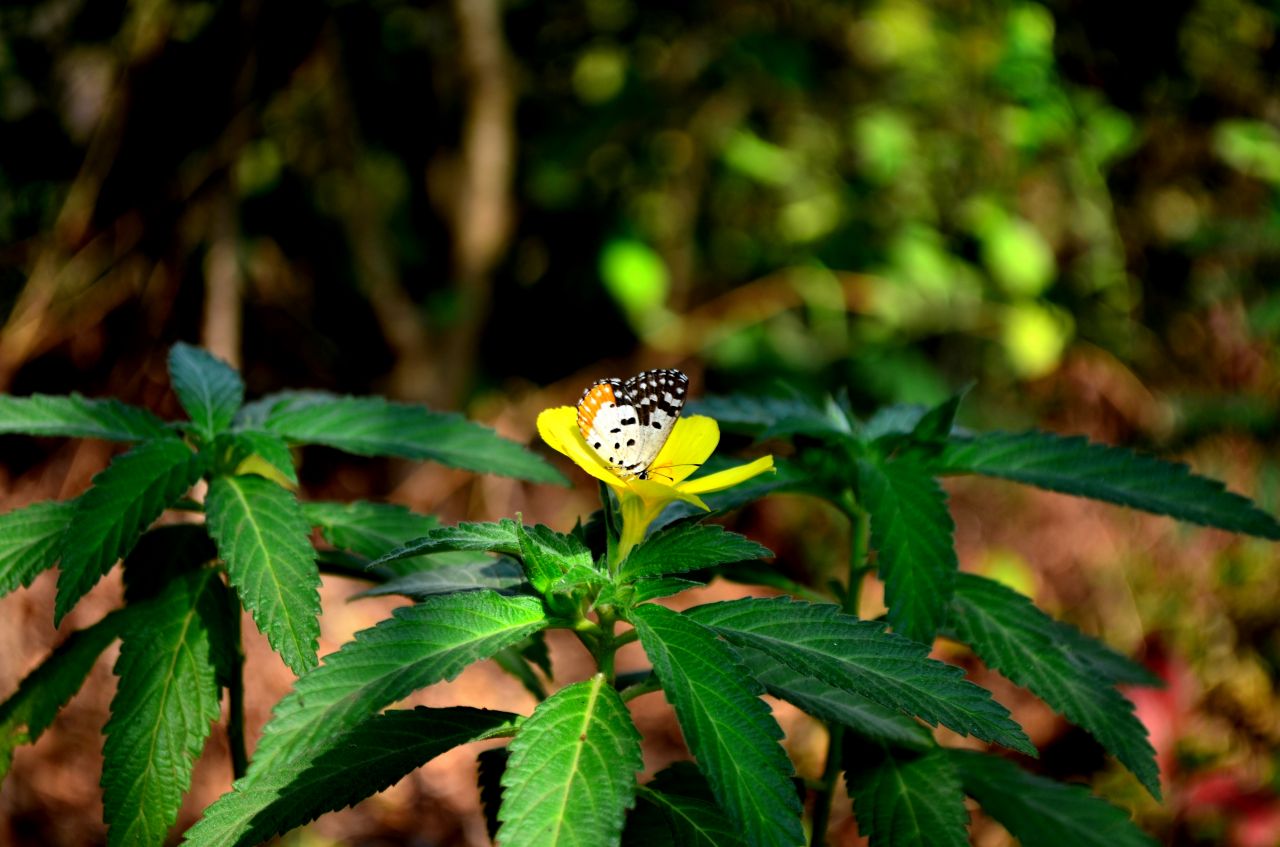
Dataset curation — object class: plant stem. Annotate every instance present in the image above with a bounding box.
[227,604,249,780]
[809,498,871,846]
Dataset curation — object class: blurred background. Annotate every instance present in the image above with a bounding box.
[2,0,1280,844]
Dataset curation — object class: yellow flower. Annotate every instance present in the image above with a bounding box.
[537,406,774,566]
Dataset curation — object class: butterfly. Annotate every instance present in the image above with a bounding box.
[577,368,689,480]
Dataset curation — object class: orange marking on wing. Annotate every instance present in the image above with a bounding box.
[577,383,617,439]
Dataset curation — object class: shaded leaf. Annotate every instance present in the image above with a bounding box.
[55,439,204,624]
[630,604,804,847]
[684,598,1033,755]
[0,394,169,441]
[949,750,1158,847]
[369,519,521,569]
[935,431,1280,539]
[478,746,510,843]
[205,475,320,675]
[858,457,957,644]
[259,393,567,484]
[354,558,528,600]
[498,676,643,847]
[168,343,244,440]
[302,500,439,561]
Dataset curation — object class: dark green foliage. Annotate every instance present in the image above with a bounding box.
[618,523,772,580]
[947,573,1160,797]
[0,499,76,597]
[949,750,1159,847]
[0,394,170,442]
[168,344,244,442]
[844,742,969,847]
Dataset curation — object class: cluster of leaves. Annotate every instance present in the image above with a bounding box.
[0,343,563,846]
[4,346,1279,846]
[686,388,1280,844]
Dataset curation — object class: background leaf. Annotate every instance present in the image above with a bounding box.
[55,439,204,624]
[0,394,170,441]
[844,742,969,847]
[302,500,439,560]
[182,707,516,847]
[946,573,1160,798]
[630,604,805,847]
[205,475,321,675]
[369,519,521,568]
[498,675,643,847]
[102,569,224,847]
[619,523,772,581]
[858,457,957,644]
[0,499,75,598]
[949,750,1159,847]
[0,610,126,785]
[354,558,528,600]
[934,431,1280,539]
[258,393,567,484]
[168,343,244,440]
[685,598,1033,755]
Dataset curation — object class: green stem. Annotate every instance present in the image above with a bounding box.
[227,604,248,780]
[810,497,870,846]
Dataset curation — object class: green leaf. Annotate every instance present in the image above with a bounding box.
[858,457,957,644]
[205,475,321,675]
[478,746,510,842]
[219,431,297,485]
[0,610,126,785]
[619,524,772,581]
[55,439,204,624]
[369,519,521,568]
[0,499,75,597]
[228,591,545,791]
[103,569,224,847]
[0,393,170,441]
[259,393,567,485]
[630,604,804,847]
[844,743,969,847]
[735,646,932,751]
[182,707,516,847]
[168,343,244,440]
[599,577,704,608]
[946,573,1160,798]
[934,431,1280,539]
[684,598,1034,756]
[949,750,1159,847]
[302,500,439,561]
[516,521,595,594]
[354,558,528,600]
[498,675,643,847]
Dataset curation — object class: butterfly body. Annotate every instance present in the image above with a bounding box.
[577,368,689,480]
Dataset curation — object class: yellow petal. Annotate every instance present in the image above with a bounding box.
[628,477,710,512]
[650,415,720,485]
[678,455,775,495]
[536,406,625,489]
